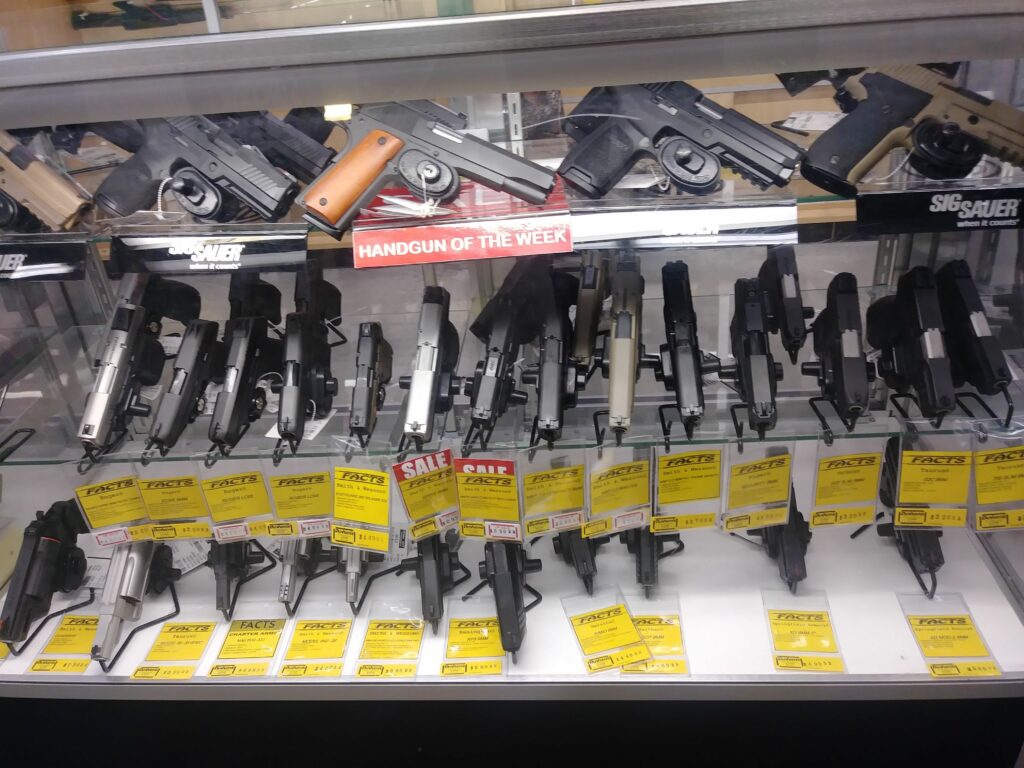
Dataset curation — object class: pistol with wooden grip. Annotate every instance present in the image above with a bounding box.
[299,100,557,239]
[800,65,1024,197]
[0,130,91,232]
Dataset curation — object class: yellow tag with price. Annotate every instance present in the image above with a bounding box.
[974,446,1024,506]
[898,451,971,505]
[334,467,390,527]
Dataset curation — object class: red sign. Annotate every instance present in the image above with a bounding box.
[454,458,516,476]
[392,449,452,483]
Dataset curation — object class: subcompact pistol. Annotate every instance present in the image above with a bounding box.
[866,267,956,424]
[572,252,609,365]
[621,528,684,598]
[94,116,299,222]
[299,100,556,238]
[552,531,604,596]
[399,530,469,634]
[467,541,542,662]
[558,82,804,198]
[398,286,461,454]
[210,111,335,184]
[349,322,393,448]
[207,540,274,621]
[0,129,91,232]
[758,246,813,365]
[0,500,87,645]
[799,65,1024,197]
[749,489,811,594]
[801,273,875,436]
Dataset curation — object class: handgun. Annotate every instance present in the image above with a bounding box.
[146,320,224,458]
[208,272,283,458]
[342,545,385,612]
[877,437,943,598]
[209,112,335,184]
[94,116,299,222]
[207,540,272,621]
[866,267,956,422]
[275,262,343,458]
[748,488,810,594]
[656,261,719,440]
[79,275,201,460]
[935,260,1013,414]
[572,252,609,364]
[395,530,468,634]
[398,286,461,454]
[0,501,87,645]
[620,528,683,598]
[552,531,604,595]
[758,246,813,365]
[595,254,659,443]
[0,129,91,232]
[719,278,784,439]
[471,541,541,662]
[92,541,179,666]
[278,537,328,610]
[799,66,1024,197]
[349,322,393,448]
[558,82,804,198]
[522,267,584,448]
[461,259,546,455]
[801,273,875,434]
[299,100,556,238]
[71,2,228,29]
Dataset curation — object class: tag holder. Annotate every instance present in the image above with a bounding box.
[3,589,96,658]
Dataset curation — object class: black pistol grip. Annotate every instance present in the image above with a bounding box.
[801,73,932,198]
[94,148,165,217]
[558,118,649,199]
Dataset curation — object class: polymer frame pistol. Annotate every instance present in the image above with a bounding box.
[748,487,810,594]
[758,245,813,365]
[210,110,335,184]
[463,541,542,662]
[349,322,393,448]
[0,129,91,232]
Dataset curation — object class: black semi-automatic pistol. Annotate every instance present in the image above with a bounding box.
[758,245,813,365]
[349,322,393,448]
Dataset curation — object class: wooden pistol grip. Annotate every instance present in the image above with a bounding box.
[302,129,404,225]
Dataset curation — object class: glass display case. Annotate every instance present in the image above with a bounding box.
[0,0,1022,700]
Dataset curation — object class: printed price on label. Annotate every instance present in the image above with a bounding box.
[523,466,584,517]
[928,661,1001,678]
[907,614,989,658]
[43,615,98,655]
[773,654,845,673]
[355,663,416,678]
[621,658,689,675]
[132,665,196,680]
[330,524,390,552]
[334,467,390,527]
[650,513,716,533]
[814,453,882,507]
[975,509,1024,531]
[582,517,612,539]
[146,621,217,662]
[440,660,503,677]
[359,619,425,660]
[28,658,91,674]
[724,506,788,531]
[767,610,838,653]
[269,472,332,519]
[728,455,791,511]
[974,446,1024,506]
[138,476,207,521]
[279,662,343,678]
[150,522,212,540]
[217,619,285,660]
[810,506,876,528]
[455,458,520,523]
[285,620,352,661]
[590,460,650,516]
[392,450,458,522]
[585,644,651,673]
[898,451,972,506]
[658,450,721,506]
[202,472,271,523]
[208,662,270,677]
[632,615,684,656]
[75,477,147,529]
[894,507,967,528]
[446,617,505,659]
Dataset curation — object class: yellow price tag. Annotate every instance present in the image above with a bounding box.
[975,509,1024,531]
[247,520,297,537]
[658,450,721,506]
[269,472,332,519]
[585,644,651,673]
[279,662,343,678]
[409,517,440,540]
[355,663,416,678]
[330,524,389,552]
[359,619,424,660]
[132,665,196,680]
[894,507,967,528]
[632,615,684,656]
[75,476,146,529]
[814,453,882,507]
[43,615,98,655]
[767,609,839,653]
[526,518,551,535]
[773,654,845,673]
[809,506,877,528]
[590,460,650,516]
[285,620,351,661]
[650,513,715,532]
[458,521,486,538]
[392,450,458,522]
[569,603,645,656]
[523,465,584,517]
[217,619,285,660]
[898,451,972,505]
[907,614,989,658]
[151,522,212,540]
[28,658,91,674]
[440,660,503,676]
[146,621,216,662]
[208,662,269,677]
[928,661,1000,678]
[728,454,791,511]
[621,658,688,675]
[202,472,271,523]
[334,467,390,527]
[974,446,1024,506]
[446,617,505,659]
[724,506,789,531]
[137,476,207,521]
[582,517,612,538]
[455,458,520,523]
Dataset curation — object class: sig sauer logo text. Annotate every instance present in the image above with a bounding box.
[275,474,326,487]
[337,471,386,485]
[979,449,1024,464]
[822,456,879,471]
[0,253,27,276]
[665,454,718,468]
[929,193,1021,221]
[576,607,625,624]
[737,458,788,475]
[210,474,259,489]
[84,478,135,495]
[907,455,967,465]
[170,242,246,270]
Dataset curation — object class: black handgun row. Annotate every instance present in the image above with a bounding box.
[5,64,1020,237]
